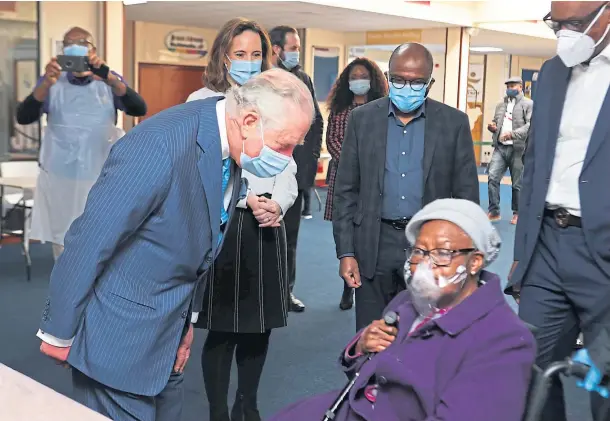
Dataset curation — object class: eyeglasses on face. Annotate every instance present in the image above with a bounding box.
[408,247,475,267]
[388,76,430,91]
[543,2,608,33]
[63,39,94,48]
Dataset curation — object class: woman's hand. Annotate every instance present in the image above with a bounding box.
[253,197,281,228]
[356,318,399,354]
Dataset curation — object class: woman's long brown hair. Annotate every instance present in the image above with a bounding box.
[204,18,272,93]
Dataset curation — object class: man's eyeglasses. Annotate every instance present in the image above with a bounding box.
[63,39,94,48]
[543,2,608,33]
[408,247,475,267]
[389,76,431,91]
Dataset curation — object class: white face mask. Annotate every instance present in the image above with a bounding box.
[556,4,610,67]
[406,260,467,316]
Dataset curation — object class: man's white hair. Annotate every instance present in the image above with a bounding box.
[225,68,315,131]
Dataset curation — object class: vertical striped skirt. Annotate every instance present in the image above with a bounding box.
[199,208,289,333]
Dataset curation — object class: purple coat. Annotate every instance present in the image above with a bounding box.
[268,272,535,421]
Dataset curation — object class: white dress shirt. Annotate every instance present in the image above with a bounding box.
[546,45,610,216]
[38,98,234,344]
[499,98,515,145]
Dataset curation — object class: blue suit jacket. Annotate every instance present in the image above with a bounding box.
[507,56,610,293]
[39,97,242,396]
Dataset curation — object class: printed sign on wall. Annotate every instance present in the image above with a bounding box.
[165,30,208,59]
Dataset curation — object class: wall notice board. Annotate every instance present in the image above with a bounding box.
[312,47,339,102]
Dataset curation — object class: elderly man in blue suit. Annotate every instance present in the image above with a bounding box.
[505,2,610,420]
[34,68,315,421]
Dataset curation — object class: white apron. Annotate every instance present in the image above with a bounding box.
[31,74,124,245]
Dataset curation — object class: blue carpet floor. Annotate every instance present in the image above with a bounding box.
[0,183,590,420]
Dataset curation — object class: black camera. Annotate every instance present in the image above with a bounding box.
[56,55,90,73]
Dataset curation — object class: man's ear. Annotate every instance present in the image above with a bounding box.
[239,112,260,138]
[272,45,282,57]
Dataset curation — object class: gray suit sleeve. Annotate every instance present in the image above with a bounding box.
[332,112,360,258]
[512,101,533,141]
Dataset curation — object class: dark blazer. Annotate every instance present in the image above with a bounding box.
[332,96,480,279]
[506,56,610,294]
[288,66,324,190]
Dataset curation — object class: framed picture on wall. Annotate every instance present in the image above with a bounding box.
[312,46,339,103]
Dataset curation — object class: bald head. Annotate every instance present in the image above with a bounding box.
[551,1,607,20]
[63,26,94,47]
[389,43,434,78]
[551,1,610,57]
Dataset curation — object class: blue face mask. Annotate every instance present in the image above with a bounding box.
[63,44,88,56]
[349,79,371,96]
[389,82,428,113]
[506,88,519,97]
[240,119,291,178]
[226,57,262,86]
[281,51,300,70]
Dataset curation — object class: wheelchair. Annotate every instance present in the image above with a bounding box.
[522,359,609,421]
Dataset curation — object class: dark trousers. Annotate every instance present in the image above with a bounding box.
[302,189,311,214]
[72,369,184,421]
[284,190,304,292]
[488,144,523,215]
[519,217,610,421]
[355,222,409,331]
[202,330,271,421]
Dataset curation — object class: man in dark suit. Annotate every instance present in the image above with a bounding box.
[270,25,324,312]
[333,43,479,330]
[505,2,610,420]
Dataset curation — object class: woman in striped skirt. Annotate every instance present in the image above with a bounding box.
[187,18,296,421]
[197,161,297,421]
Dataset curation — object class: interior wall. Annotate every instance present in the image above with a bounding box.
[39,1,101,74]
[133,21,217,93]
[123,20,135,131]
[510,55,548,77]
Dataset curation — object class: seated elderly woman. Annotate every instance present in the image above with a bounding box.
[269,199,536,421]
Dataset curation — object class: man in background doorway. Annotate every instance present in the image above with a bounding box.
[269,25,324,312]
[487,76,532,225]
[16,26,146,260]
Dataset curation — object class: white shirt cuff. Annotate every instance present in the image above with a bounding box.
[191,312,199,323]
[37,329,74,347]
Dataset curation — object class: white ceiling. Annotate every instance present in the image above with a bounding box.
[470,29,555,58]
[124,1,454,32]
[125,1,556,58]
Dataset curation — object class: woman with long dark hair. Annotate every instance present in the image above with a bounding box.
[324,57,388,310]
[186,18,297,421]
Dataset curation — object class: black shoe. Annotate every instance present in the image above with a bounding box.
[339,286,354,310]
[289,293,305,312]
[231,392,261,421]
[301,212,312,220]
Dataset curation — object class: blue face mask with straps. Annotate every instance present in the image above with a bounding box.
[63,44,88,56]
[349,79,371,96]
[226,56,262,86]
[240,119,291,178]
[281,51,300,70]
[389,81,429,114]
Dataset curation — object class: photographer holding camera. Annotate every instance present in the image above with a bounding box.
[16,26,146,260]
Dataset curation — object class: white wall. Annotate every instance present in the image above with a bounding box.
[39,1,102,73]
